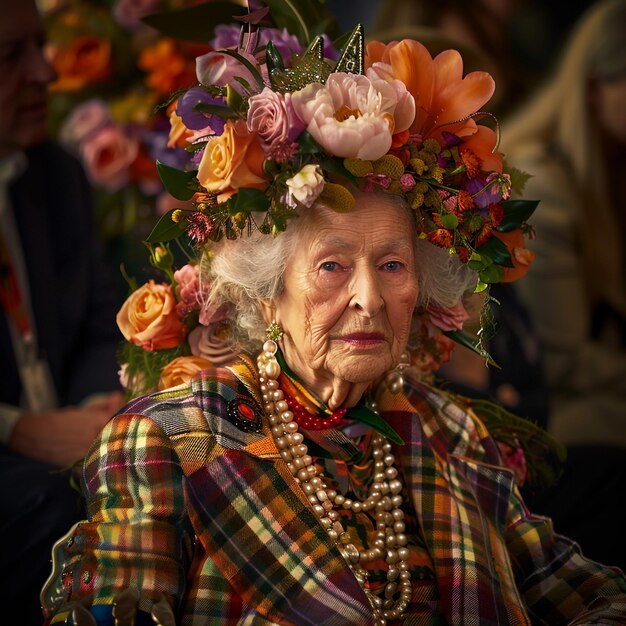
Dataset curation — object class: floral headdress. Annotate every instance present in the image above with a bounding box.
[116,0,537,398]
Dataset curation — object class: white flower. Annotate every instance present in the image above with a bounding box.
[285,164,324,208]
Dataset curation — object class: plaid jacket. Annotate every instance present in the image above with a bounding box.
[42,357,626,625]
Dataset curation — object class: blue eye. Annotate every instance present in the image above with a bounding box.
[321,261,338,271]
[382,261,401,272]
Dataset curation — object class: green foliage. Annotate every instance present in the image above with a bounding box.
[146,209,188,243]
[157,161,198,201]
[497,199,539,232]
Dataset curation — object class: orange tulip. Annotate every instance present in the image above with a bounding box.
[366,39,503,172]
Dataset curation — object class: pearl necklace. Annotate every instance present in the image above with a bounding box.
[257,341,412,625]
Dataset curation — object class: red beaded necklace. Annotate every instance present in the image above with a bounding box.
[283,391,348,430]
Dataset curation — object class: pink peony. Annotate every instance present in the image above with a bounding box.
[246,87,305,153]
[290,72,415,161]
[80,124,139,192]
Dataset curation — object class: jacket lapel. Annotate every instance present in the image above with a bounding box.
[187,359,375,625]
[383,377,531,625]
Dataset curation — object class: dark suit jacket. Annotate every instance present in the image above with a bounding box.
[1,141,122,406]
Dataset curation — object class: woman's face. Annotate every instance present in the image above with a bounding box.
[269,194,419,395]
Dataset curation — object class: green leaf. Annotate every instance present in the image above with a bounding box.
[319,157,355,182]
[231,188,270,215]
[297,131,323,155]
[156,161,198,201]
[264,0,341,42]
[226,84,245,113]
[440,213,459,229]
[145,210,188,243]
[477,235,514,267]
[479,264,505,284]
[265,40,285,72]
[504,164,533,196]
[194,102,238,119]
[497,199,539,232]
[444,329,499,367]
[141,1,248,42]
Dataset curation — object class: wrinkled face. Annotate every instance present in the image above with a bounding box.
[0,0,56,159]
[270,194,419,393]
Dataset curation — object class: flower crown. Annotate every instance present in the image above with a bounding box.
[117,0,537,397]
[148,2,536,286]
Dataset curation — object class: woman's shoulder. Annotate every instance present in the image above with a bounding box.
[113,355,266,446]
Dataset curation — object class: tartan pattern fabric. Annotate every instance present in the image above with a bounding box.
[42,358,626,625]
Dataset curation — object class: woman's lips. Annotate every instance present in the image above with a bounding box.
[340,332,386,347]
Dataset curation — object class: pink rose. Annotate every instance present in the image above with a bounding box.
[426,300,470,332]
[116,280,186,351]
[246,87,305,153]
[188,324,237,365]
[60,98,112,148]
[80,124,139,192]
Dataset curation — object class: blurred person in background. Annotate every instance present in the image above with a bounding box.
[501,0,626,568]
[0,0,124,622]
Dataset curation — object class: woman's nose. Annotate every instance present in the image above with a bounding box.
[350,268,384,317]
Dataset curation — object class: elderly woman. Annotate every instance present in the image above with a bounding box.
[42,3,626,625]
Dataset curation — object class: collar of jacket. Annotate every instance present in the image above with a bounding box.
[185,358,530,625]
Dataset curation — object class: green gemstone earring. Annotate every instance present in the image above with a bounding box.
[266,320,284,342]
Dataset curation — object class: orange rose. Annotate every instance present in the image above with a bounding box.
[49,36,111,92]
[493,229,535,282]
[116,280,186,351]
[197,119,267,202]
[158,355,213,390]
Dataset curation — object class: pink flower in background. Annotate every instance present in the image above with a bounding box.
[113,0,160,30]
[59,98,111,148]
[80,124,139,192]
[427,300,470,332]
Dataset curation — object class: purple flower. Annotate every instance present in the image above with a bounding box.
[211,24,305,66]
[178,87,226,135]
[465,177,504,208]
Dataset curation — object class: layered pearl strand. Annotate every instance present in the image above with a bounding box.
[257,341,412,625]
